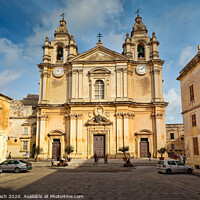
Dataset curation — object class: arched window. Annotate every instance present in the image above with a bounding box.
[137,43,145,58]
[95,80,104,99]
[57,46,63,61]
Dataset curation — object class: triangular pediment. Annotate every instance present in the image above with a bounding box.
[71,44,128,62]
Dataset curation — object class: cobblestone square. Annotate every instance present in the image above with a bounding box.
[0,159,200,200]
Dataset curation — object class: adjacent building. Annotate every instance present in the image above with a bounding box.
[0,93,12,162]
[177,45,200,169]
[36,14,167,159]
[166,124,184,154]
[7,94,38,158]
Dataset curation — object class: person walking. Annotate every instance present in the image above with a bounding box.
[51,158,54,167]
[180,153,184,162]
[148,152,151,161]
[94,153,98,163]
[67,154,70,162]
[8,152,11,159]
[183,154,186,164]
[25,152,29,159]
[104,154,108,164]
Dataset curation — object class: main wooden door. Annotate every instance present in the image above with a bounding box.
[140,139,149,158]
[52,139,61,159]
[94,135,105,158]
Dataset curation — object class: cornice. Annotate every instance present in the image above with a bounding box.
[181,103,200,115]
[9,116,37,119]
[177,53,200,80]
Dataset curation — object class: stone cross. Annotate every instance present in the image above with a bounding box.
[60,12,66,20]
[135,8,141,16]
[97,32,103,42]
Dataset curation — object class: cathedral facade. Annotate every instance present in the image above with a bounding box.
[36,14,167,159]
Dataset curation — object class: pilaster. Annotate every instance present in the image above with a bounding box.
[38,114,48,158]
[123,69,128,98]
[78,70,83,99]
[71,70,76,99]
[151,65,160,101]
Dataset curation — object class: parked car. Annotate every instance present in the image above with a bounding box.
[0,160,32,173]
[157,159,193,174]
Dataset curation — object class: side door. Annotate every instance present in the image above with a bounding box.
[7,160,16,171]
[175,161,186,173]
[0,160,9,171]
[167,160,177,173]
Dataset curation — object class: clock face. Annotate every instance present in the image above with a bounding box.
[53,67,64,77]
[136,64,147,75]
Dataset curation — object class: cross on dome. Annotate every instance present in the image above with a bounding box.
[60,12,66,20]
[135,8,141,16]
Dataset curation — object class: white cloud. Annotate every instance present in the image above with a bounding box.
[103,31,125,53]
[164,88,181,114]
[64,0,124,31]
[178,46,196,67]
[24,1,125,58]
[164,88,182,123]
[0,38,24,68]
[0,70,23,90]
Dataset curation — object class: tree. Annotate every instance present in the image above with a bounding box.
[65,145,74,155]
[119,146,129,159]
[158,148,166,158]
[33,146,43,161]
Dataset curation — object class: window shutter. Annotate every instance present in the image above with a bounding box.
[193,137,199,155]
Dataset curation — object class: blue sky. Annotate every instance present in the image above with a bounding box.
[0,0,200,124]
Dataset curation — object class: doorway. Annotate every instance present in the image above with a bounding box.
[52,139,61,159]
[140,138,149,158]
[93,135,105,158]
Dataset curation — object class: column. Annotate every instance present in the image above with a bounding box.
[71,70,76,99]
[123,69,128,98]
[153,65,160,101]
[123,113,129,147]
[116,113,123,152]
[36,113,40,146]
[39,71,42,103]
[116,69,121,98]
[39,114,48,158]
[153,111,166,157]
[42,68,48,101]
[127,69,133,98]
[76,114,82,154]
[68,71,72,101]
[78,70,83,99]
[70,115,76,152]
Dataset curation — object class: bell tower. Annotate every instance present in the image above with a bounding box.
[123,12,167,157]
[123,13,164,103]
[38,15,78,105]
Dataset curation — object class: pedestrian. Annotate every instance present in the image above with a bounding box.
[25,152,29,159]
[183,154,186,164]
[51,158,54,167]
[180,153,183,162]
[57,156,61,166]
[8,152,11,159]
[104,154,108,164]
[67,154,70,162]
[94,153,98,163]
[148,152,151,161]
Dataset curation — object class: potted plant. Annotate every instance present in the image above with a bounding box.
[65,145,74,162]
[119,146,129,161]
[33,146,43,162]
[158,148,166,160]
